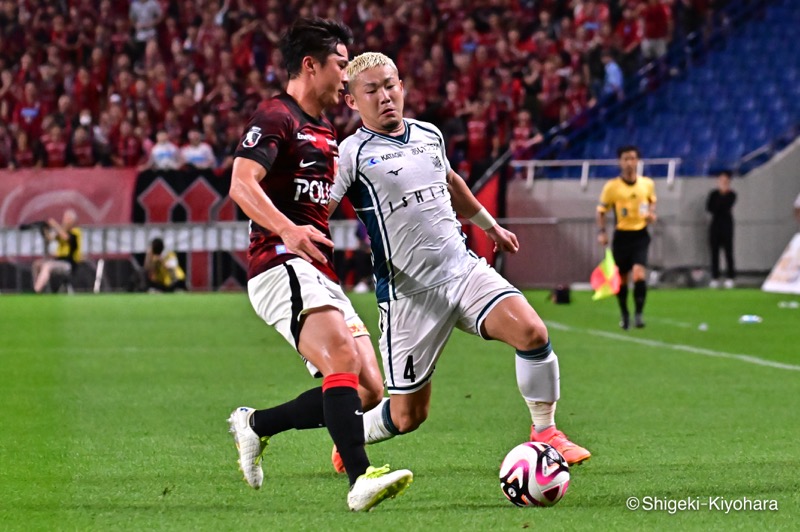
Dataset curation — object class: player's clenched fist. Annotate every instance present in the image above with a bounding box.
[486,226,520,253]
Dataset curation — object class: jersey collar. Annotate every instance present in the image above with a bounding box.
[360,120,410,145]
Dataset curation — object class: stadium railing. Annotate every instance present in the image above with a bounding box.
[508,157,682,189]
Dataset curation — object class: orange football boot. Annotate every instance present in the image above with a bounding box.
[331,445,346,474]
[530,426,591,465]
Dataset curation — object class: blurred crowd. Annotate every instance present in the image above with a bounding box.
[0,0,721,178]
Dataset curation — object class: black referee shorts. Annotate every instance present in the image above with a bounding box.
[612,228,651,274]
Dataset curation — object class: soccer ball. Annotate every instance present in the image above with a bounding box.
[499,442,570,507]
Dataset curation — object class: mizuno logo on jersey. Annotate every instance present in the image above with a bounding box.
[242,126,262,148]
[297,132,317,141]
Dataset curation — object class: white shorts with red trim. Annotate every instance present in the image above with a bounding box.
[247,257,368,376]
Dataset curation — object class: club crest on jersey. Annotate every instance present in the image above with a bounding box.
[242,126,262,148]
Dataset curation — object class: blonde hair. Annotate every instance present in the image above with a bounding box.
[346,52,398,82]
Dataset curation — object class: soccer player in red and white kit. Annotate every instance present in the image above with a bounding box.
[226,18,412,512]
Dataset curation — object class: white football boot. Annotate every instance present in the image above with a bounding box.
[227,407,269,489]
[347,465,413,512]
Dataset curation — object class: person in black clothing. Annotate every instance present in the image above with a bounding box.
[706,170,736,288]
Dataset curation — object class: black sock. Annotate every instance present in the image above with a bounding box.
[617,284,629,317]
[250,387,324,437]
[323,374,370,486]
[633,280,647,314]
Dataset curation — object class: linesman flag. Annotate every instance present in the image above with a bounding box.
[591,248,621,301]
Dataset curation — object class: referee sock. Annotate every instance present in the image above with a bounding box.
[249,387,324,437]
[323,373,370,486]
[633,280,647,315]
[616,284,629,317]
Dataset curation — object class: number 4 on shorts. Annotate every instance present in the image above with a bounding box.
[403,356,416,382]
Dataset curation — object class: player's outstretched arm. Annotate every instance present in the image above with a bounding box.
[230,157,333,264]
[446,170,519,253]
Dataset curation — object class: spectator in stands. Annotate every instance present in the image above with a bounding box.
[142,130,182,170]
[180,129,217,170]
[640,0,673,60]
[129,0,162,61]
[112,120,144,167]
[144,237,187,293]
[12,82,44,138]
[615,6,643,74]
[42,124,69,168]
[67,126,98,167]
[92,111,114,166]
[563,71,594,123]
[0,0,710,173]
[510,110,543,160]
[52,95,77,134]
[12,129,38,168]
[706,170,737,288]
[33,209,82,294]
[601,51,624,101]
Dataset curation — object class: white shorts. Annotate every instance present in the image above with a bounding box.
[378,258,522,394]
[247,258,368,377]
[44,259,72,274]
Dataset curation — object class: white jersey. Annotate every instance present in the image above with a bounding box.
[332,118,477,302]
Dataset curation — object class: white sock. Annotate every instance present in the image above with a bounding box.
[363,397,400,444]
[530,401,556,432]
[516,348,560,429]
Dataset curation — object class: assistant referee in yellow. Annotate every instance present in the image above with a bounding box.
[596,145,657,329]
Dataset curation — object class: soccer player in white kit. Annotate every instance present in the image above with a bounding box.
[329,53,590,467]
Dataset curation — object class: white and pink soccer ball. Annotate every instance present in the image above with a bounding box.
[499,442,570,507]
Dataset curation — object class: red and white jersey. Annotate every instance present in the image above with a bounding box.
[234,93,340,282]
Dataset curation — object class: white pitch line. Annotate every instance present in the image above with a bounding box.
[546,321,800,372]
[645,317,696,329]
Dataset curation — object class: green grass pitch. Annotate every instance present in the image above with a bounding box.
[1,288,798,531]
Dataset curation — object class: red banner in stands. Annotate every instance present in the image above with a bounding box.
[0,168,137,227]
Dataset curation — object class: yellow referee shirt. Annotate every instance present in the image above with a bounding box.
[597,176,657,231]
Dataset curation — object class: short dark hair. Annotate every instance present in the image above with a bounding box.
[151,237,164,255]
[617,145,640,158]
[280,18,353,79]
[719,170,733,178]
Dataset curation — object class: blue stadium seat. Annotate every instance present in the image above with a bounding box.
[556,0,797,174]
